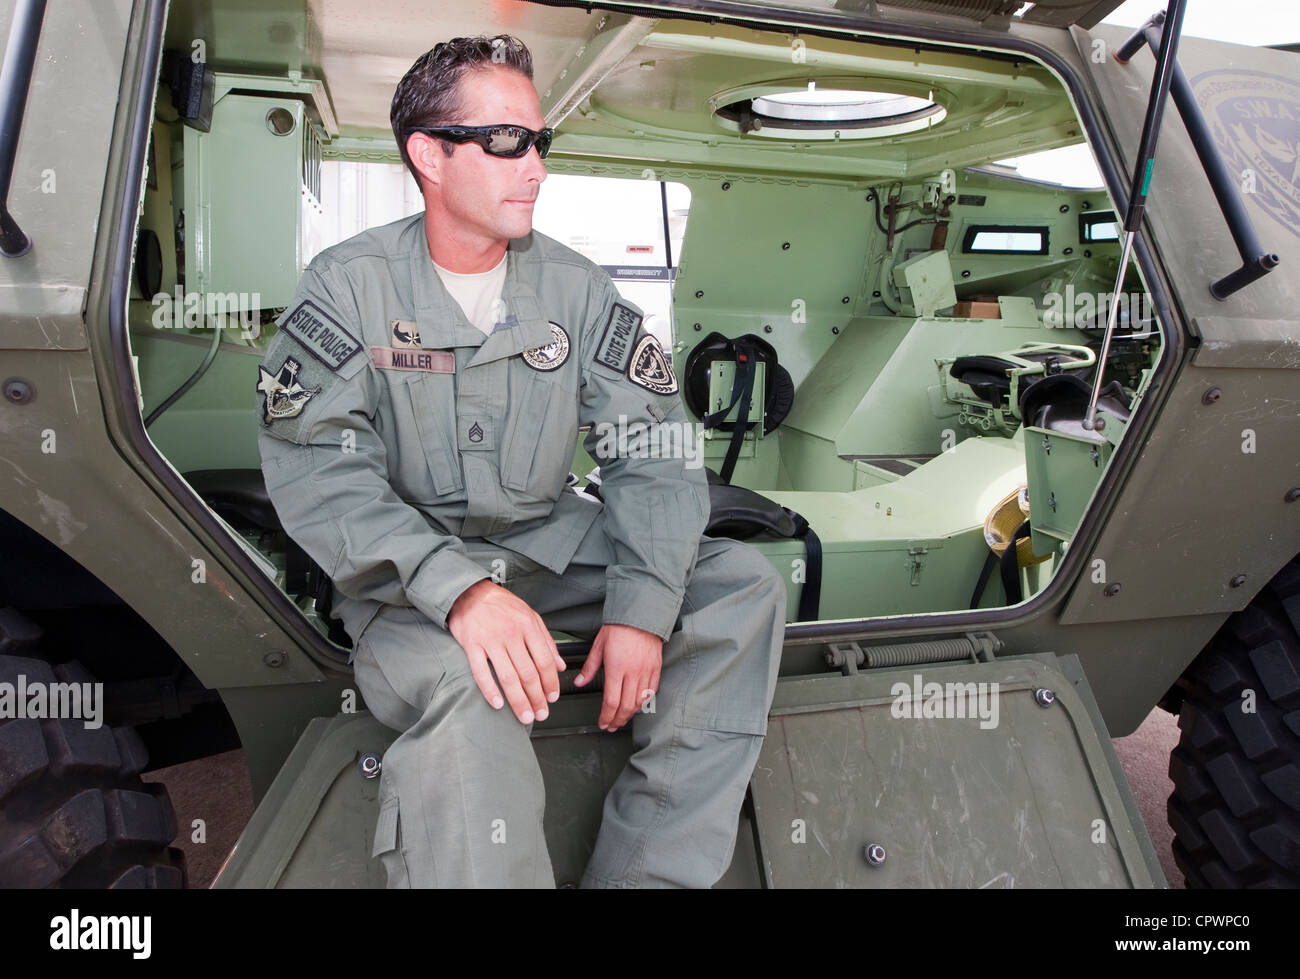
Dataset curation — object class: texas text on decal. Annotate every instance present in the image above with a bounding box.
[281,300,362,370]
[257,356,321,424]
[522,322,570,371]
[49,910,151,959]
[627,334,678,394]
[595,303,641,371]
[370,346,455,372]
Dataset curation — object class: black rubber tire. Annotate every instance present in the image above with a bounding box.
[0,612,187,888]
[1167,557,1300,888]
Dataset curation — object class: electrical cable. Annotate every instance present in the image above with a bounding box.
[144,319,223,427]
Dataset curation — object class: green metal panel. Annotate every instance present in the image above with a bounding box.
[750,653,1163,887]
[183,90,319,309]
[217,699,765,888]
[1024,425,1113,553]
[219,651,1160,888]
[771,428,858,491]
[130,321,267,472]
[892,250,957,317]
[215,712,389,888]
[0,0,133,352]
[1076,27,1300,333]
[748,434,1029,619]
[781,317,1092,461]
[778,317,915,451]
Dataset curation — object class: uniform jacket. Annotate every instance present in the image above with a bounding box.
[256,211,709,646]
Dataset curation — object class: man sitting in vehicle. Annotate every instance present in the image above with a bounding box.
[256,34,786,888]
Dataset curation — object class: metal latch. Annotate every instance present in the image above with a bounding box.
[907,545,928,586]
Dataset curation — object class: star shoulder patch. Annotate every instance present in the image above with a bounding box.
[257,356,322,425]
[522,322,570,371]
[627,334,678,394]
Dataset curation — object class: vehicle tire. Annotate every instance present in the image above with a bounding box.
[1167,557,1300,888]
[0,610,187,888]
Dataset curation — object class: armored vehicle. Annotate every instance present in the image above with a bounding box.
[1,0,1296,888]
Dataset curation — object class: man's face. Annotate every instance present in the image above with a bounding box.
[413,66,548,246]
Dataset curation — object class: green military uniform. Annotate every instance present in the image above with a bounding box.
[257,211,785,887]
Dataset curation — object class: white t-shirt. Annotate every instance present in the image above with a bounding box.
[432,252,508,337]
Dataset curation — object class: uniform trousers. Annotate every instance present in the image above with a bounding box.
[351,513,786,888]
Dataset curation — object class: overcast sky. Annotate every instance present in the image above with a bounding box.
[1102,0,1299,47]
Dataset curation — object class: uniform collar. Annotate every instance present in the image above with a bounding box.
[406,215,553,363]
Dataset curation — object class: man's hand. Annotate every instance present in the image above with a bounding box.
[447,579,567,724]
[574,623,662,732]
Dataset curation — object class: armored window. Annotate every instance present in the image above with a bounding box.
[962,225,1050,254]
[1079,210,1121,242]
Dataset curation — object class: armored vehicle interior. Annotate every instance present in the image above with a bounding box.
[125,0,1163,647]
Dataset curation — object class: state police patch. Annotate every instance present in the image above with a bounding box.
[595,303,641,371]
[280,301,362,371]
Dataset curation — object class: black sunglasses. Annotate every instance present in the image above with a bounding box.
[407,124,554,160]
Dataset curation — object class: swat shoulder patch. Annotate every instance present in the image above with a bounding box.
[280,301,362,372]
[522,322,570,371]
[594,303,641,371]
[627,334,678,394]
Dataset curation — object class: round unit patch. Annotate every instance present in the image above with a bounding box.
[522,322,570,371]
[1191,69,1300,238]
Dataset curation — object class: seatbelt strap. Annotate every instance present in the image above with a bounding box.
[970,519,1032,608]
[312,571,352,648]
[787,509,822,621]
[701,343,757,485]
[285,541,311,598]
[970,550,999,609]
[998,520,1029,606]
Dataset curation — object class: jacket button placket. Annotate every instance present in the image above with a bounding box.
[456,355,513,538]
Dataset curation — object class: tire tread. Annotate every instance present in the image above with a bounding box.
[0,631,186,889]
[1168,558,1300,888]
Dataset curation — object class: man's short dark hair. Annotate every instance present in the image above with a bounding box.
[390,35,535,185]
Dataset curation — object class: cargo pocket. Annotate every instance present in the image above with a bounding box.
[371,790,412,888]
[402,373,463,498]
[677,541,782,738]
[500,369,576,498]
[679,652,774,738]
